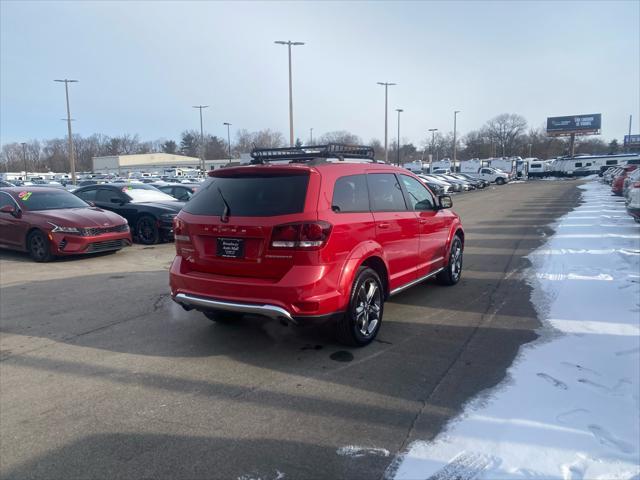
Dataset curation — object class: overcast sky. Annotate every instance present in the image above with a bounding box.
[1,0,638,147]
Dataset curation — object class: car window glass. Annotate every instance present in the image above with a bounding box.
[184,175,309,217]
[332,175,369,212]
[96,189,122,203]
[400,175,435,211]
[0,192,15,209]
[367,173,407,212]
[76,188,97,202]
[482,169,491,174]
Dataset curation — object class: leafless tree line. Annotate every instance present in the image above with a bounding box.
[1,114,621,172]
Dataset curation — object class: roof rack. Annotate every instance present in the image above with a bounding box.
[250,143,377,164]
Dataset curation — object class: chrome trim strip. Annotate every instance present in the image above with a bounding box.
[389,267,445,296]
[174,293,294,323]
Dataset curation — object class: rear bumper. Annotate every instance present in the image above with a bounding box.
[169,255,346,322]
[172,292,342,325]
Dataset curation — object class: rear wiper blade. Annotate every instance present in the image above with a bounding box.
[217,186,231,223]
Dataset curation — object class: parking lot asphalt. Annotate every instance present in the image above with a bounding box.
[0,180,582,480]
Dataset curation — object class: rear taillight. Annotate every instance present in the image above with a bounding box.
[173,217,194,257]
[633,182,640,188]
[270,221,332,250]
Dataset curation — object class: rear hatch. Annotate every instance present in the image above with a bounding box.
[176,167,319,281]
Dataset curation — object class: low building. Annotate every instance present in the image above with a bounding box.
[92,153,231,175]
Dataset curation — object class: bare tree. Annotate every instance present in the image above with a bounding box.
[483,113,528,156]
[233,129,286,155]
[317,130,362,145]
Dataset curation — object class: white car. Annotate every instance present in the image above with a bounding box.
[626,181,640,223]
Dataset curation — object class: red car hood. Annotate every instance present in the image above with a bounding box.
[32,207,127,228]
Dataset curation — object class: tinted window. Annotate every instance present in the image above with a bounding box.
[16,190,88,211]
[481,169,492,174]
[367,173,406,212]
[96,188,123,203]
[75,188,97,201]
[183,174,309,217]
[606,160,618,165]
[400,175,435,211]
[0,192,15,208]
[574,162,583,167]
[332,175,369,213]
[531,163,542,168]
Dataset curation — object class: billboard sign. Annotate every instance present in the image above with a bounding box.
[546,114,601,136]
[624,134,640,148]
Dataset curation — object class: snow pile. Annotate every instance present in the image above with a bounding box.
[391,182,640,480]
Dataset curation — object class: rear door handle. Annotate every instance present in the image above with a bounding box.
[378,223,390,229]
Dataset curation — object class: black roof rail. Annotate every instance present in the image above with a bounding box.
[250,143,377,164]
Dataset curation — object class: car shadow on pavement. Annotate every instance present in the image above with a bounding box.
[0,248,121,263]
[1,433,388,480]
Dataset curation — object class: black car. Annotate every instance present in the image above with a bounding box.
[0,180,15,188]
[73,184,184,244]
[156,183,200,202]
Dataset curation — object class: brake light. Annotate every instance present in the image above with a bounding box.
[271,221,332,249]
[173,217,194,257]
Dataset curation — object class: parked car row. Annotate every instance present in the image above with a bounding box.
[416,173,491,195]
[601,165,640,222]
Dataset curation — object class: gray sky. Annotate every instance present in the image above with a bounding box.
[1,0,639,147]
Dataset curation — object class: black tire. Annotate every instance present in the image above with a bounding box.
[27,230,53,262]
[136,215,160,245]
[496,177,505,185]
[203,311,243,323]
[437,235,463,286]
[337,267,384,347]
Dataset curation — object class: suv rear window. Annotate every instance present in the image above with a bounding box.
[332,175,369,213]
[183,174,309,217]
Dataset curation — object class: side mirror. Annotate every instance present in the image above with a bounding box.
[439,195,453,209]
[0,205,21,218]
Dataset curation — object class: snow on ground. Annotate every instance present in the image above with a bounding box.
[390,181,640,480]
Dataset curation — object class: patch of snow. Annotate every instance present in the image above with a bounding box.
[337,445,390,458]
[390,181,640,480]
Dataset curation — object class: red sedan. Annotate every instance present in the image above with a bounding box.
[612,165,637,196]
[0,187,132,262]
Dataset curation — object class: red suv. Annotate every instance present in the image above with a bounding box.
[170,145,464,346]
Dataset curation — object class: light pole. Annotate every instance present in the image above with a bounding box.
[428,128,438,164]
[528,143,532,158]
[193,105,208,171]
[377,82,396,163]
[453,110,460,171]
[223,122,232,162]
[309,128,313,145]
[275,40,305,147]
[54,79,78,184]
[20,142,27,177]
[395,109,403,166]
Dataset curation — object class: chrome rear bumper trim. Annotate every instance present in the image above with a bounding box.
[174,293,294,323]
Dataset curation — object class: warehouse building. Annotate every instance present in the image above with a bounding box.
[92,153,231,175]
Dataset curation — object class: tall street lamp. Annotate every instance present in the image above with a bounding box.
[428,128,438,164]
[54,79,78,184]
[193,105,208,171]
[528,143,532,158]
[395,109,403,166]
[453,110,460,170]
[309,128,313,145]
[275,40,305,147]
[223,122,232,162]
[21,142,27,177]
[377,82,396,163]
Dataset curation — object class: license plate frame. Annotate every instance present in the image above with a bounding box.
[216,237,245,259]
